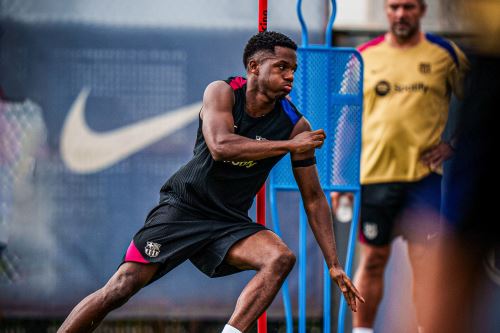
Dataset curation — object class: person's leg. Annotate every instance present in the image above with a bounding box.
[407,240,432,332]
[222,230,296,333]
[402,172,442,332]
[352,183,400,332]
[408,239,440,333]
[58,262,159,333]
[352,244,391,330]
[418,234,487,333]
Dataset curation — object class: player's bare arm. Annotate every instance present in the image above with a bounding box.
[201,81,325,161]
[290,118,364,312]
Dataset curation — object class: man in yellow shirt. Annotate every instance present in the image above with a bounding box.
[332,1,468,332]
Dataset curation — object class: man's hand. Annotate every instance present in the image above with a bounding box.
[289,129,326,154]
[330,266,365,312]
[420,142,454,171]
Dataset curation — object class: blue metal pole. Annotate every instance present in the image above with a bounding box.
[299,201,307,333]
[296,0,308,47]
[326,0,337,47]
[269,188,294,333]
[337,190,361,333]
[323,259,331,333]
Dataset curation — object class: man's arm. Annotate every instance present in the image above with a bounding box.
[420,43,469,170]
[201,81,325,161]
[290,118,364,312]
[448,41,470,100]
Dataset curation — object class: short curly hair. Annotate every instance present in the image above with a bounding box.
[243,31,298,68]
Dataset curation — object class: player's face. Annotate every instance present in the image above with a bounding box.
[257,46,297,98]
[386,0,425,40]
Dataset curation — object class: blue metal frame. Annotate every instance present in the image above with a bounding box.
[269,1,364,332]
[269,189,294,332]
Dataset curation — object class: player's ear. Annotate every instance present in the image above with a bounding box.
[248,58,259,75]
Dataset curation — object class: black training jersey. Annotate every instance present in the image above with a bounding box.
[160,76,302,222]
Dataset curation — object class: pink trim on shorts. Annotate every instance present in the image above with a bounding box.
[229,76,247,90]
[358,222,368,244]
[124,241,149,264]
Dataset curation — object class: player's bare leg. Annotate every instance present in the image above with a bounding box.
[352,244,391,329]
[408,241,427,323]
[418,234,484,333]
[58,262,159,333]
[408,239,438,333]
[224,230,296,332]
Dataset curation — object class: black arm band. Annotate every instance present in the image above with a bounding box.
[291,157,316,168]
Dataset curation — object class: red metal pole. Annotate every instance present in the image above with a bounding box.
[257,187,267,227]
[256,186,267,333]
[257,1,268,333]
[258,0,268,32]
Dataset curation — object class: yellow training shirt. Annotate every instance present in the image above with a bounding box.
[359,33,468,184]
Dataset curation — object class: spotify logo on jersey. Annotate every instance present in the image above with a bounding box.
[375,80,391,96]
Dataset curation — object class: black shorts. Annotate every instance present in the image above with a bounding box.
[122,203,268,284]
[360,173,442,246]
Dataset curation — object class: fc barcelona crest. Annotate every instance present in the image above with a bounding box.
[145,241,161,258]
[419,63,431,74]
[363,222,378,240]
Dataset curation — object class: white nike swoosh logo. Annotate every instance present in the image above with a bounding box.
[61,87,201,174]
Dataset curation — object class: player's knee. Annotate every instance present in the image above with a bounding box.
[362,248,389,276]
[268,248,296,275]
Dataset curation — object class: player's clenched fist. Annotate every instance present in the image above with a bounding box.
[289,129,326,153]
